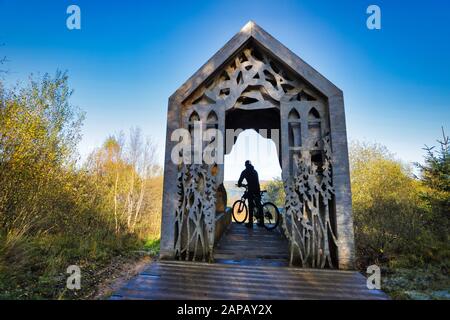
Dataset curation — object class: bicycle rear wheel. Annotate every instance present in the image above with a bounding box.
[261,202,280,230]
[232,200,248,224]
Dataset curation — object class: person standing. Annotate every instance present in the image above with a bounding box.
[237,160,263,228]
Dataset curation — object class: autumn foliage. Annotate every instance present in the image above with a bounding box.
[0,72,162,298]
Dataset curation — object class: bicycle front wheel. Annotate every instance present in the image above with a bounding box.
[232,200,248,224]
[261,202,280,230]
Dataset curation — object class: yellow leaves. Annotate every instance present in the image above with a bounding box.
[0,73,164,299]
[350,141,427,260]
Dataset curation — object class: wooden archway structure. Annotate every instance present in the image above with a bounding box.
[160,22,355,269]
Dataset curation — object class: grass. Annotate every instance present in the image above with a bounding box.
[143,238,160,256]
[357,250,450,300]
[383,265,449,300]
[0,232,160,300]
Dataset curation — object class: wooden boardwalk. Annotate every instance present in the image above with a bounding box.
[111,223,388,300]
[214,223,290,266]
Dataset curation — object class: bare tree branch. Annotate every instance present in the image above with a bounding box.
[0,42,9,75]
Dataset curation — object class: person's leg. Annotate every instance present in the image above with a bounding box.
[246,194,254,228]
[255,194,264,226]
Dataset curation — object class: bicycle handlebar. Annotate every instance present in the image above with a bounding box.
[236,183,248,188]
[236,184,266,194]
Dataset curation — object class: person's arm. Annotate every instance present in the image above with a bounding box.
[237,170,246,187]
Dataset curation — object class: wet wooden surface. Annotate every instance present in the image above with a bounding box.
[111,223,388,300]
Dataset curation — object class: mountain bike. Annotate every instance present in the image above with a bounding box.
[231,184,280,230]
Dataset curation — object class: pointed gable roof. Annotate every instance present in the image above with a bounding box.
[170,21,342,104]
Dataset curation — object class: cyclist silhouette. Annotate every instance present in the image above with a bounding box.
[237,160,263,228]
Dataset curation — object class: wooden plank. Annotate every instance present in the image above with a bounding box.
[135,270,374,291]
[112,222,389,300]
[154,269,366,287]
[113,262,388,300]
[116,274,387,300]
[214,258,289,267]
[155,261,364,278]
[141,266,371,288]
[213,223,289,267]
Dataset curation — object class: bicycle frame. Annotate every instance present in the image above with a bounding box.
[233,184,280,230]
[237,185,263,217]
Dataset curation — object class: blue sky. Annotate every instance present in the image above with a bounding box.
[1,0,449,180]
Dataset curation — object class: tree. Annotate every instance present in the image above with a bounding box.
[0,71,84,233]
[0,70,163,299]
[85,128,161,234]
[349,141,424,265]
[264,178,285,208]
[416,128,450,242]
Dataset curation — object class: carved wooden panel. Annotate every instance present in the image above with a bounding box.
[174,164,216,262]
[184,45,323,111]
[282,134,338,268]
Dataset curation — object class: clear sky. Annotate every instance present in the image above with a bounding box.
[1,0,449,180]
